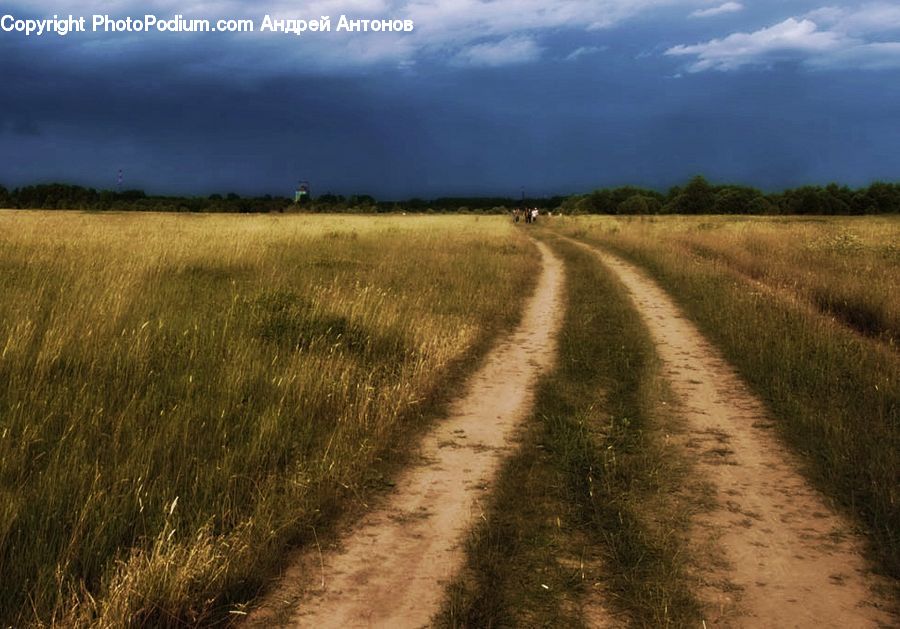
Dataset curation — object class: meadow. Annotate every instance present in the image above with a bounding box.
[0,211,536,627]
[3,211,898,627]
[554,215,900,579]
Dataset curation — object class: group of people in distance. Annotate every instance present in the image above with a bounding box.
[513,207,542,224]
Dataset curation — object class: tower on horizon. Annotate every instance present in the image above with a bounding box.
[294,181,310,204]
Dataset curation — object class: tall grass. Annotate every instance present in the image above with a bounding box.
[441,235,702,627]
[0,211,537,627]
[677,217,898,344]
[555,214,900,579]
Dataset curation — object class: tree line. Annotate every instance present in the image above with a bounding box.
[0,184,290,213]
[306,194,567,213]
[560,176,900,215]
[0,177,898,214]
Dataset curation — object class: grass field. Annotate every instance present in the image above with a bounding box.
[0,211,536,627]
[2,211,898,627]
[554,214,900,579]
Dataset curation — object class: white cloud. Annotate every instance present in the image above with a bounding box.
[452,36,541,67]
[21,0,898,74]
[667,6,900,73]
[690,2,743,19]
[666,18,848,71]
[12,0,695,69]
[565,45,606,61]
[401,0,689,43]
[805,3,900,34]
[802,7,846,26]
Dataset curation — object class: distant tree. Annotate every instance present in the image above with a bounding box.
[118,189,146,202]
[316,193,345,204]
[348,194,376,209]
[558,195,583,215]
[825,183,854,210]
[665,185,682,206]
[226,192,241,201]
[608,187,662,214]
[14,183,99,209]
[618,194,661,214]
[573,195,596,214]
[712,186,767,214]
[778,186,850,215]
[668,175,715,214]
[0,184,9,208]
[97,190,115,210]
[747,195,777,215]
[618,195,648,214]
[206,197,228,212]
[860,182,900,213]
[584,189,612,213]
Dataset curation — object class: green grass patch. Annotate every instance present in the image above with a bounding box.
[555,215,900,580]
[439,235,703,627]
[0,212,538,627]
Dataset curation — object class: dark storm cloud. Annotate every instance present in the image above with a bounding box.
[0,31,436,196]
[1,1,898,196]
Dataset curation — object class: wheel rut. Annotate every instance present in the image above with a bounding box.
[571,239,896,628]
[245,240,565,628]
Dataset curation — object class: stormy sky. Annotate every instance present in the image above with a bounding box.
[1,1,899,198]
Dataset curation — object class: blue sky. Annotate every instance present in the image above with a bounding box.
[1,0,899,198]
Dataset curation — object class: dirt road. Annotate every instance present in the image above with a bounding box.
[575,240,895,628]
[246,240,564,627]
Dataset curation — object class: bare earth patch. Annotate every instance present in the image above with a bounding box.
[578,242,897,628]
[245,240,564,627]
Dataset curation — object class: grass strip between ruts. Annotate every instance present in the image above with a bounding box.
[439,233,704,627]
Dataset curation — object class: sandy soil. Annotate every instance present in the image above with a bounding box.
[577,242,896,628]
[245,240,565,628]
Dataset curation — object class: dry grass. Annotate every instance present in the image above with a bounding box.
[567,215,899,344]
[553,214,900,579]
[0,211,536,627]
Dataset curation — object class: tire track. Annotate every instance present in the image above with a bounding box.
[571,239,896,628]
[246,240,564,628]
